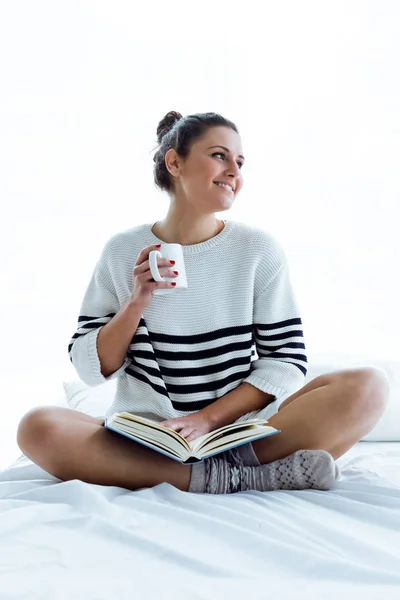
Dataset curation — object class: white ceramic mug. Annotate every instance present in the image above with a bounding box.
[148,243,188,296]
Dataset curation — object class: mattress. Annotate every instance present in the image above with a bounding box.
[1,442,400,600]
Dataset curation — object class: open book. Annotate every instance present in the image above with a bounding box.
[104,412,281,464]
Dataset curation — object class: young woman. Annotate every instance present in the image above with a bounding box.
[17,111,389,494]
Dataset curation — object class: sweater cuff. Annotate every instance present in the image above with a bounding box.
[242,372,291,406]
[73,327,130,386]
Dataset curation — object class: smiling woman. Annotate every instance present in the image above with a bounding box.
[150,111,246,246]
[17,109,386,497]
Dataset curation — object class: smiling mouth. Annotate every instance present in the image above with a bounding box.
[214,182,234,192]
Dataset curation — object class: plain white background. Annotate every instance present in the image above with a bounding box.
[1,0,399,468]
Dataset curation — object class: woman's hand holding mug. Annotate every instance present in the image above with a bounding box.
[130,244,180,310]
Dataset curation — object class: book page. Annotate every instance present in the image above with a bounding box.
[205,425,276,451]
[197,426,279,458]
[112,412,191,450]
[114,420,190,456]
[113,423,185,460]
[189,419,270,453]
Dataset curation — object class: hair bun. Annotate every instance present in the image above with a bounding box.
[156,111,183,144]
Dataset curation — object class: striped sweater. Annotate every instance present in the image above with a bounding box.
[68,219,308,422]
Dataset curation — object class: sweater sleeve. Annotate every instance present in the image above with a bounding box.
[241,255,308,411]
[67,243,132,386]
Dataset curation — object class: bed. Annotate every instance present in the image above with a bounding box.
[1,354,399,599]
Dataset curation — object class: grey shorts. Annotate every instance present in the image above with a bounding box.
[223,398,281,467]
[221,442,262,467]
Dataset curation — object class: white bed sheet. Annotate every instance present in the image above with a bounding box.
[1,442,400,600]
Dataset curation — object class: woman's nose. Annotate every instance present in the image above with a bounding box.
[226,161,241,177]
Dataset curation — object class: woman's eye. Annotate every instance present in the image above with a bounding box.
[213,152,243,168]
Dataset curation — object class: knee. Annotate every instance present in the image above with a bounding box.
[344,367,390,414]
[16,406,58,454]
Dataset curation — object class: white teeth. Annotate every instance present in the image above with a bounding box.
[215,182,233,192]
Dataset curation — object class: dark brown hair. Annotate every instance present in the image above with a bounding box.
[152,111,239,194]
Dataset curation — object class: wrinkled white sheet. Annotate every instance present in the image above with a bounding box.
[1,443,400,600]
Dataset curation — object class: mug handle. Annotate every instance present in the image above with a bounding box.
[148,250,165,282]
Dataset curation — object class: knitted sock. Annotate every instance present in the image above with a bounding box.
[188,449,340,494]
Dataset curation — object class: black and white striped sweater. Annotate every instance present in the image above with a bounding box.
[68,219,308,422]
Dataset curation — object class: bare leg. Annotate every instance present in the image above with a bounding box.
[252,367,390,465]
[16,406,192,491]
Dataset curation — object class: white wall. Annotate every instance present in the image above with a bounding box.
[1,0,399,467]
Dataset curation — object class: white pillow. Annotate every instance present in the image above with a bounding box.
[63,378,117,419]
[63,353,400,441]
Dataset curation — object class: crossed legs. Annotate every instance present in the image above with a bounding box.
[16,367,389,491]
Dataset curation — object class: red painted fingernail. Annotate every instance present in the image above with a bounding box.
[170,259,175,265]
[156,244,161,248]
[171,282,176,286]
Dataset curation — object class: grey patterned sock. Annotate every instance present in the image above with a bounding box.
[188,449,340,494]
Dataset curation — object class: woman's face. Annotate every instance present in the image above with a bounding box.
[165,126,245,212]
